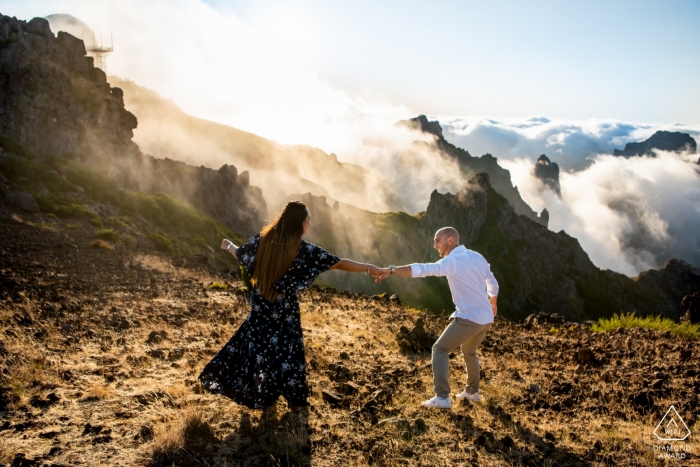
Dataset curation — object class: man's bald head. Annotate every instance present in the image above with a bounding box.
[436,227,459,243]
[433,227,460,257]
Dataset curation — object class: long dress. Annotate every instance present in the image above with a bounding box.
[198,234,340,409]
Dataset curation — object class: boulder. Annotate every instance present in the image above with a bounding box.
[4,192,40,213]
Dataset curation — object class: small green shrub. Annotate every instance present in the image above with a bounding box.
[106,216,131,228]
[89,217,104,228]
[67,223,81,230]
[0,135,35,158]
[148,232,177,254]
[592,312,700,339]
[209,283,228,290]
[95,229,120,243]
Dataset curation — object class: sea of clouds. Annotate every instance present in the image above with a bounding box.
[437,116,700,275]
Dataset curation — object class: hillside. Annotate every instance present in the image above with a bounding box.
[108,77,375,211]
[1,205,699,466]
[295,174,700,321]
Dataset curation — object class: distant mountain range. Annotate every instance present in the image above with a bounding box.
[613,130,697,158]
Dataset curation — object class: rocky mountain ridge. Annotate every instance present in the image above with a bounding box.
[613,130,697,158]
[0,14,266,235]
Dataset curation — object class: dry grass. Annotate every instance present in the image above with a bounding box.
[85,383,115,400]
[0,217,696,466]
[90,239,115,250]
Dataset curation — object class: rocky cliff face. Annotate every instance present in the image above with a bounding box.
[613,130,697,157]
[399,115,549,227]
[0,15,138,160]
[0,14,266,235]
[534,154,561,196]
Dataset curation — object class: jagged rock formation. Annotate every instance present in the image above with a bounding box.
[0,15,138,159]
[0,14,266,235]
[681,292,700,323]
[534,154,561,196]
[399,115,548,227]
[613,131,697,158]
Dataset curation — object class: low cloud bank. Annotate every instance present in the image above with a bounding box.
[502,152,700,275]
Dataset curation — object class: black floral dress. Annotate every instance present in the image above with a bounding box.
[199,234,340,409]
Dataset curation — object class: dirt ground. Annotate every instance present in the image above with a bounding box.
[0,208,698,466]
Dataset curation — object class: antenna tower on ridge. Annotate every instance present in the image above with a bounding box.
[87,33,114,74]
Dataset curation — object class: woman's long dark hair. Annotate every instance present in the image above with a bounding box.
[252,201,308,302]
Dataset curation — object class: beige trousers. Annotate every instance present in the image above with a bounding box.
[432,317,491,398]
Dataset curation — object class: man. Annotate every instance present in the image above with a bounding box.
[378,227,498,409]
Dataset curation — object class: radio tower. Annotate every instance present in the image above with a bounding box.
[87,33,114,74]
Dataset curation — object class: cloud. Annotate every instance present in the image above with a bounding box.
[501,152,700,275]
[439,116,700,171]
[6,0,412,156]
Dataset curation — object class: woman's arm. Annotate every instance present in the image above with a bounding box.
[330,259,381,278]
[221,239,238,260]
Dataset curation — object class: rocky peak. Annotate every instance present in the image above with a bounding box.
[534,154,561,196]
[424,173,489,246]
[613,131,697,158]
[0,14,138,160]
[398,115,444,139]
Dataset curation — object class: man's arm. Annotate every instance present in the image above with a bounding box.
[490,295,498,316]
[376,265,411,281]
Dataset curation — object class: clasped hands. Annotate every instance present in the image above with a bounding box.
[367,266,393,283]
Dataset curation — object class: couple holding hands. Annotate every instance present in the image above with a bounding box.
[199,201,498,411]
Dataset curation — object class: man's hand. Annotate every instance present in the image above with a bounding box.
[490,295,498,316]
[375,268,391,283]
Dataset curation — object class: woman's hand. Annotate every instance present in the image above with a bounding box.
[367,264,381,280]
[221,239,238,257]
[375,267,391,283]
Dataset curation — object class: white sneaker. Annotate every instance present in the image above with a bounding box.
[421,395,452,409]
[455,390,481,402]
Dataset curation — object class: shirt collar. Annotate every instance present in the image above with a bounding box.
[447,245,467,257]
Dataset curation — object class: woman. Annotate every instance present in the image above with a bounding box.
[199,201,380,410]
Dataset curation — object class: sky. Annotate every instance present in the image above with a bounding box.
[1,0,699,274]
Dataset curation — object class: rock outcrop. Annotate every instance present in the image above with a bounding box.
[0,15,138,160]
[398,115,548,227]
[613,131,697,158]
[0,14,266,235]
[534,154,561,196]
[635,259,700,319]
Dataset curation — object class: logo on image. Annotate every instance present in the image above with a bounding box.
[654,405,691,441]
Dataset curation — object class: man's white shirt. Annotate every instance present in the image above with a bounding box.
[410,245,498,325]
